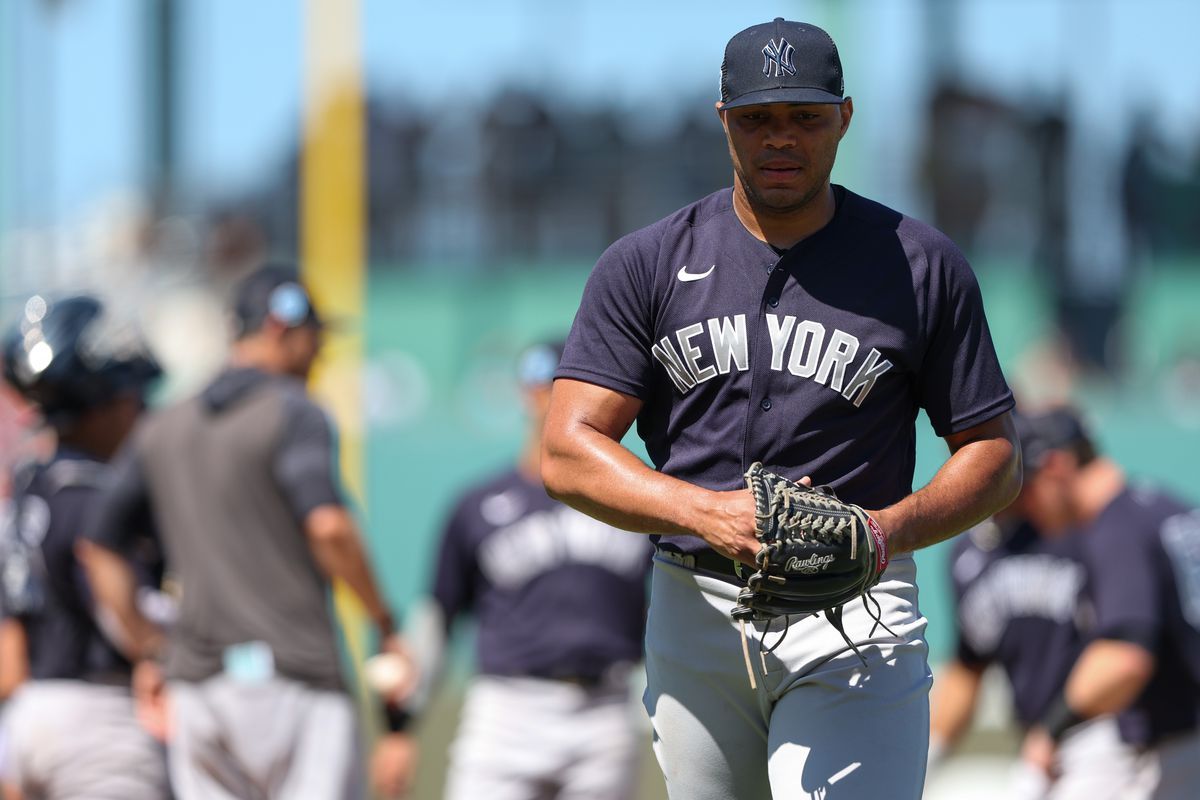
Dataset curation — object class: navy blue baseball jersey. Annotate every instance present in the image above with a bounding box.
[558,186,1014,554]
[1082,484,1200,745]
[432,467,652,680]
[0,448,163,682]
[950,521,1090,726]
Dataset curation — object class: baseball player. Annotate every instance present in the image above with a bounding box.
[540,18,1022,800]
[0,294,170,799]
[403,339,652,800]
[931,487,1137,794]
[80,265,413,800]
[1014,407,1200,799]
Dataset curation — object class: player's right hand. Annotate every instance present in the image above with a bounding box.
[132,658,171,742]
[373,634,419,704]
[693,477,814,567]
[1020,727,1060,781]
[694,488,763,567]
[371,732,417,798]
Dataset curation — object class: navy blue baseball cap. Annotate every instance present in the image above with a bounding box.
[1013,407,1097,472]
[719,18,845,109]
[517,340,565,387]
[232,264,327,338]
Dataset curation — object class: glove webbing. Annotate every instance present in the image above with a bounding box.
[767,481,859,559]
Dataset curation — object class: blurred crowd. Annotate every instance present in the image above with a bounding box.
[8,77,1200,393]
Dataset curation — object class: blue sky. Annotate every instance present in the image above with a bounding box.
[2,0,1199,231]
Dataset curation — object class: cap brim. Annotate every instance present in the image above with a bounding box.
[721,87,844,109]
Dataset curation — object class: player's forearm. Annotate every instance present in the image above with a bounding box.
[1064,639,1155,717]
[542,421,716,538]
[76,540,165,662]
[306,506,395,634]
[0,618,29,700]
[876,420,1021,553]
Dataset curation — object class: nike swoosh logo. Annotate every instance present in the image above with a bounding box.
[677,264,716,282]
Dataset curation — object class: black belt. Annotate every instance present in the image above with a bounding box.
[655,547,742,582]
[528,671,607,689]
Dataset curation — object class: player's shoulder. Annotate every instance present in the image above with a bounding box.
[1098,483,1197,540]
[40,453,109,495]
[840,188,970,267]
[1125,482,1195,515]
[445,466,545,525]
[598,188,736,264]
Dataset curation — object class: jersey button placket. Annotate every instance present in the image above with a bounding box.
[758,266,786,418]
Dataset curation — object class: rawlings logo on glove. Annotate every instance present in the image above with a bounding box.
[732,462,893,663]
[784,553,836,574]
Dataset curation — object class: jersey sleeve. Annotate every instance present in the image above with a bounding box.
[1084,510,1163,650]
[916,244,1014,436]
[430,500,478,633]
[273,392,345,521]
[556,234,656,398]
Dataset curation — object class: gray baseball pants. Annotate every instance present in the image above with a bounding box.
[643,553,932,800]
[1010,716,1200,800]
[167,675,362,800]
[0,680,169,799]
[444,674,643,800]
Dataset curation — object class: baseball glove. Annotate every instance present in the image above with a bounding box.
[732,462,891,660]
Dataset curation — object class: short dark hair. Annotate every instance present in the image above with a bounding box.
[1014,407,1097,472]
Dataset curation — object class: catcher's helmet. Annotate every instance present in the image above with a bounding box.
[2,294,162,424]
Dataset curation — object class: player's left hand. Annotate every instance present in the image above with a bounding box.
[132,658,171,742]
[1020,726,1059,780]
[371,732,418,798]
[372,633,419,704]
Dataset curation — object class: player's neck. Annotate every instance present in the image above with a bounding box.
[732,182,837,250]
[1074,458,1126,524]
[229,340,290,377]
[518,437,542,483]
[57,419,120,462]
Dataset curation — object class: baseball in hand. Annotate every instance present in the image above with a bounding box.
[364,652,411,696]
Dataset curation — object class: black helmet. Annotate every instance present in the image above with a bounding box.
[2,294,162,425]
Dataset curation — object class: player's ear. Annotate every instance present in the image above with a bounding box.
[715,102,731,133]
[839,98,854,136]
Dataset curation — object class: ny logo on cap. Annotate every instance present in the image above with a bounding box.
[762,38,796,78]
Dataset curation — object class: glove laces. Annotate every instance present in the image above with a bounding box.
[769,482,859,559]
[736,593,898,690]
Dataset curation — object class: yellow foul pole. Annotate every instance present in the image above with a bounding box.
[301,0,369,664]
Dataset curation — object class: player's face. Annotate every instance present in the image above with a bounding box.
[523,383,553,425]
[280,324,322,379]
[1012,452,1077,535]
[720,100,853,215]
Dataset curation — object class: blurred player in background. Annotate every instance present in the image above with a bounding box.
[930,409,1138,798]
[0,294,170,799]
[405,339,653,800]
[1015,406,1200,799]
[81,265,414,800]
